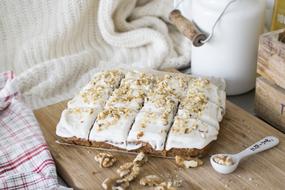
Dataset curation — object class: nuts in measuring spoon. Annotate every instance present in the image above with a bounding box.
[175,156,203,168]
[213,154,234,166]
[94,152,117,168]
[140,175,164,186]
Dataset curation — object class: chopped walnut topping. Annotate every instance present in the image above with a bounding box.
[95,107,135,131]
[190,78,210,88]
[147,95,177,110]
[79,85,109,104]
[91,70,124,88]
[213,154,234,166]
[97,107,131,120]
[171,117,203,135]
[68,107,94,115]
[175,156,203,168]
[136,131,144,139]
[94,152,117,168]
[180,91,208,115]
[108,85,145,104]
[140,175,164,186]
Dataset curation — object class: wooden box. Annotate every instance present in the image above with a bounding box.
[255,77,285,133]
[257,29,285,89]
[256,29,285,132]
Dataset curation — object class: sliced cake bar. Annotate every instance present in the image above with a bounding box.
[56,108,98,146]
[166,115,219,157]
[126,76,180,154]
[56,70,125,144]
[68,70,124,109]
[89,107,138,149]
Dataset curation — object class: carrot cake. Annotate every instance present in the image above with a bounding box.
[56,69,226,157]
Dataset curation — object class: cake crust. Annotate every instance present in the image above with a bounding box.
[57,136,213,158]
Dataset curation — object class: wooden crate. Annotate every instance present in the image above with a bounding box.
[256,29,285,132]
[257,29,285,89]
[255,77,285,133]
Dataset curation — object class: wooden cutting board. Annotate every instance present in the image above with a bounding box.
[34,90,285,190]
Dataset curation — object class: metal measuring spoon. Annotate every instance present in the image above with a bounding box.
[210,136,279,174]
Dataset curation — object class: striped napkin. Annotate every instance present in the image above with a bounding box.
[0,71,61,189]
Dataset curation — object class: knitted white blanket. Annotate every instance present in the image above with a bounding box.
[0,0,192,109]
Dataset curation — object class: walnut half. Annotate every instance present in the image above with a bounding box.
[154,182,177,190]
[101,177,129,190]
[94,152,117,168]
[175,156,203,168]
[116,162,140,182]
[140,175,164,186]
[133,152,148,166]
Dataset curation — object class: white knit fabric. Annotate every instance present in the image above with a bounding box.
[0,0,192,109]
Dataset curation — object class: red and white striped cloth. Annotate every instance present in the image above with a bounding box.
[0,71,60,189]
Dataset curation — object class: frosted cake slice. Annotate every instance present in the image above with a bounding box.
[166,115,219,157]
[89,107,138,149]
[68,70,124,109]
[126,76,179,155]
[119,71,154,93]
[179,90,223,127]
[188,78,226,111]
[126,100,178,155]
[56,108,98,146]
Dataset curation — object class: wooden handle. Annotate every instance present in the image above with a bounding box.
[169,9,207,47]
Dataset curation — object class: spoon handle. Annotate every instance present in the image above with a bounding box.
[235,136,279,160]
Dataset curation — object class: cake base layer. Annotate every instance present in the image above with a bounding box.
[56,137,212,158]
[57,136,91,147]
[166,142,214,158]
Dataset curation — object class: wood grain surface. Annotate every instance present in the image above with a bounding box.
[34,100,285,190]
[255,77,285,133]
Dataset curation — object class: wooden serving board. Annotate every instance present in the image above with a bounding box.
[34,100,285,190]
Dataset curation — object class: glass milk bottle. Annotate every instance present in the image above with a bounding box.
[190,0,265,95]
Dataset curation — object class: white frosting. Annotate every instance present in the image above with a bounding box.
[120,72,154,93]
[89,70,125,89]
[56,108,98,139]
[89,107,138,149]
[166,117,219,150]
[126,110,175,151]
[143,95,179,113]
[68,87,111,109]
[178,102,221,128]
[155,74,190,98]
